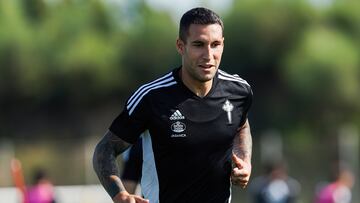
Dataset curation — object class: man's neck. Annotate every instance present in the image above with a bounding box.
[180,68,213,98]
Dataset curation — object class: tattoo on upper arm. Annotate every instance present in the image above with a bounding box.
[93,130,131,197]
[234,120,252,161]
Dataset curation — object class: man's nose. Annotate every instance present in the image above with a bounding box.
[202,46,212,60]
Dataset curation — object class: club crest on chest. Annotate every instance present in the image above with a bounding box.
[222,99,234,125]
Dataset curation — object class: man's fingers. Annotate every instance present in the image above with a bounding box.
[134,196,149,203]
[231,166,250,188]
[113,192,149,203]
[231,173,249,187]
[231,153,240,163]
[231,153,245,167]
[231,177,249,188]
[232,167,249,176]
[231,153,251,189]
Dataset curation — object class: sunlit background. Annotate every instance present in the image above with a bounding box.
[0,0,359,202]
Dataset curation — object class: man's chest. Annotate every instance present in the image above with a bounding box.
[146,95,245,151]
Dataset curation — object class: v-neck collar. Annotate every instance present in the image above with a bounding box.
[172,66,219,99]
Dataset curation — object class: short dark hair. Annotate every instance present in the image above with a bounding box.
[179,7,224,43]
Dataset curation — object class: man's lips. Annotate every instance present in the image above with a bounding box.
[199,64,214,69]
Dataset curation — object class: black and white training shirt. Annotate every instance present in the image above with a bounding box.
[110,67,253,203]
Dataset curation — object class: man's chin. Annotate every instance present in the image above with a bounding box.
[199,74,216,82]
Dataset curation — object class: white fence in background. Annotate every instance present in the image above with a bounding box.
[0,185,111,203]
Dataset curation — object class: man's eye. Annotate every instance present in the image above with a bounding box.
[211,43,221,48]
[193,43,202,47]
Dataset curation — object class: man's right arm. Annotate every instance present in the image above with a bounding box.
[92,130,149,203]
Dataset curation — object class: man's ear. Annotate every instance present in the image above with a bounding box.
[176,38,185,55]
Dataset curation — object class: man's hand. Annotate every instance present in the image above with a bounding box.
[231,153,251,188]
[113,191,149,203]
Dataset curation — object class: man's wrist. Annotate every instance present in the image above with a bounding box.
[108,175,126,198]
[108,181,122,198]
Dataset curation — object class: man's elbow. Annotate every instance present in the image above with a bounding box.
[92,142,101,172]
[92,138,108,173]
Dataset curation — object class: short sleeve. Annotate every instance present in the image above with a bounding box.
[239,85,253,127]
[109,96,149,144]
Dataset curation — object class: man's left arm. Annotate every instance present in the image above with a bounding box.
[231,119,252,188]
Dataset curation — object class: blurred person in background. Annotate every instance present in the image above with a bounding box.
[314,164,355,203]
[27,168,56,203]
[121,140,142,195]
[249,160,301,203]
[93,7,253,203]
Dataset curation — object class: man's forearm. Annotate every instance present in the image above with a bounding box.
[93,131,131,198]
[234,119,252,163]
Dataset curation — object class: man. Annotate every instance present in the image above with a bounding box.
[315,164,354,203]
[249,161,301,203]
[93,7,253,203]
[28,169,57,203]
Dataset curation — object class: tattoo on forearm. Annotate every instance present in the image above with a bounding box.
[93,131,131,198]
[234,120,252,162]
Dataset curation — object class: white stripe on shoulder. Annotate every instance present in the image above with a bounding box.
[218,69,245,81]
[218,69,249,86]
[127,76,174,110]
[128,80,177,115]
[127,72,173,106]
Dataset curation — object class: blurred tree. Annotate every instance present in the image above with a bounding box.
[23,0,47,23]
[222,0,315,131]
[0,0,127,110]
[0,0,129,140]
[121,1,178,89]
[0,0,35,103]
[1,0,358,139]
[0,0,181,140]
[282,26,360,132]
[326,1,360,39]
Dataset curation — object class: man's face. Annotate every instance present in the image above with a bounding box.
[176,23,224,83]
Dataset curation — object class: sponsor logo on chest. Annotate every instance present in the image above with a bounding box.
[169,110,187,137]
[171,121,186,133]
[169,110,185,120]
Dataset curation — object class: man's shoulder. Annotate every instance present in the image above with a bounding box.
[126,70,178,114]
[140,70,177,89]
[217,69,251,93]
[130,70,177,97]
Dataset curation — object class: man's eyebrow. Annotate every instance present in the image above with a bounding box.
[212,40,222,43]
[192,40,209,46]
[191,40,204,44]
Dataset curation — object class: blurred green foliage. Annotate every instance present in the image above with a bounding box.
[0,0,359,136]
[0,0,124,106]
[0,0,359,201]
[0,0,179,137]
[223,0,360,138]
